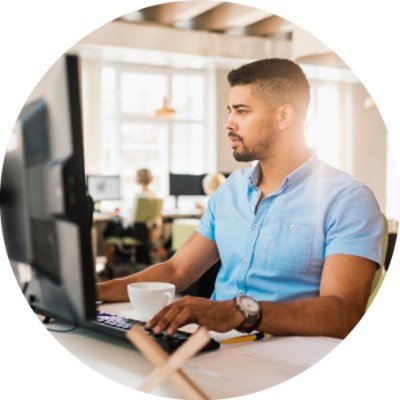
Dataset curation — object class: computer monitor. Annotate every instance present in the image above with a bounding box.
[0,54,96,325]
[169,173,207,197]
[87,175,120,211]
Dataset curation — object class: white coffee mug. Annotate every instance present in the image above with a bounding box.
[127,282,175,321]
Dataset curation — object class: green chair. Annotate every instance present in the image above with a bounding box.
[105,197,164,278]
[133,197,163,225]
[171,218,199,251]
[170,217,221,298]
[366,214,389,309]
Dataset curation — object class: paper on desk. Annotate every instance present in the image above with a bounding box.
[182,336,340,399]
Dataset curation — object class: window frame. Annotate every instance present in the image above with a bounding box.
[100,61,209,201]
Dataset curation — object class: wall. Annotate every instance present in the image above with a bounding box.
[349,83,387,210]
[81,57,103,174]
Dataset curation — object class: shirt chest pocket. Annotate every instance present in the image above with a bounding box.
[257,221,314,274]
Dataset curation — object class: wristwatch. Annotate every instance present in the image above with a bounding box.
[234,295,262,333]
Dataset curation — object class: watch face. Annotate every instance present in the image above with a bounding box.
[241,296,259,313]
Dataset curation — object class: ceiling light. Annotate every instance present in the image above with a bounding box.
[154,97,176,117]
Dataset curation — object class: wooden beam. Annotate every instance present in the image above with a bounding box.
[140,1,223,25]
[190,2,270,31]
[245,15,293,37]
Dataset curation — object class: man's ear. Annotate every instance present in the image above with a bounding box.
[277,104,295,130]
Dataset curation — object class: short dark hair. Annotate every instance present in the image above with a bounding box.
[227,58,310,113]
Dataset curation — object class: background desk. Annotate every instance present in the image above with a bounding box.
[92,212,116,258]
[92,209,202,260]
[162,208,202,221]
[49,302,340,399]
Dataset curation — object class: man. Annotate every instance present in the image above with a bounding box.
[97,58,383,339]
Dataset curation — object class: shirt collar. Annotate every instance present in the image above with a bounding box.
[248,163,262,188]
[247,150,320,189]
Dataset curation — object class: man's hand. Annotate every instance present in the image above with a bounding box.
[145,296,245,335]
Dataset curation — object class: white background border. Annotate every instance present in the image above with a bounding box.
[1,1,399,399]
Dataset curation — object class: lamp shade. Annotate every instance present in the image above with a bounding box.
[154,97,176,117]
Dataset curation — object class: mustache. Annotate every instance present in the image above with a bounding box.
[228,131,243,142]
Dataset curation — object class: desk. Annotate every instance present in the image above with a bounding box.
[92,212,116,258]
[162,208,202,221]
[49,302,341,399]
[91,210,201,259]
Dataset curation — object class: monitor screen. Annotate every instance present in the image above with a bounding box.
[169,173,207,197]
[0,54,96,325]
[87,175,120,202]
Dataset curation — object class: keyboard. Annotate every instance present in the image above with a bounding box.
[93,311,220,354]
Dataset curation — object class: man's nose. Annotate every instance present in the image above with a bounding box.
[224,114,236,131]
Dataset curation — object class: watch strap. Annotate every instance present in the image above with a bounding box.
[236,309,262,333]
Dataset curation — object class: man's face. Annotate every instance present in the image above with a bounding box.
[225,84,278,162]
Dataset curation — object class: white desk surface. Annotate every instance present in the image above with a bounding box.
[93,211,116,222]
[49,302,341,399]
[162,208,202,219]
[93,209,202,222]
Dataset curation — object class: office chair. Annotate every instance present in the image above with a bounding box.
[366,213,389,309]
[170,218,221,298]
[171,218,200,251]
[104,197,164,279]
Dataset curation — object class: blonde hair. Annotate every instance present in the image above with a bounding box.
[136,168,153,185]
[202,172,226,195]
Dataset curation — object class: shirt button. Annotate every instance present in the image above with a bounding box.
[238,290,243,296]
[290,224,296,231]
[253,191,258,197]
[244,258,249,264]
[253,224,258,229]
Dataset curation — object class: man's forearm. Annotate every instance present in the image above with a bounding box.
[97,260,179,302]
[96,232,220,303]
[258,295,364,339]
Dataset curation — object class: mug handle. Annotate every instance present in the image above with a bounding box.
[164,291,173,305]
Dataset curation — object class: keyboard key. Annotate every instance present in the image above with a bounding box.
[95,310,220,353]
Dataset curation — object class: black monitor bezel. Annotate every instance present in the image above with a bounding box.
[0,54,96,325]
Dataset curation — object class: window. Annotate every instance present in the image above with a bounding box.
[99,63,207,211]
[306,82,341,168]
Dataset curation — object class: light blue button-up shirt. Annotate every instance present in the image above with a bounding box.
[197,152,383,302]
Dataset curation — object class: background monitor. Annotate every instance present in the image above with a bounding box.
[169,173,207,197]
[87,174,120,204]
[0,54,96,325]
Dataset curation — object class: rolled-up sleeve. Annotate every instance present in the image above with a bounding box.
[196,192,217,242]
[325,185,383,265]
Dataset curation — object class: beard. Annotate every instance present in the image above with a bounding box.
[233,145,256,162]
[229,128,277,162]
